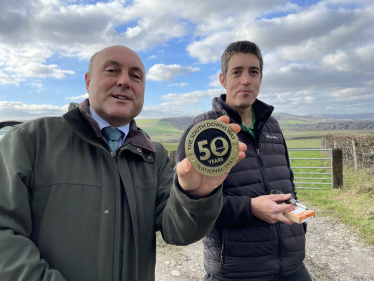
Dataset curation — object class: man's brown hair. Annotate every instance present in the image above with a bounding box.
[221,41,263,77]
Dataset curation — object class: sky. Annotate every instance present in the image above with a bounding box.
[0,0,373,121]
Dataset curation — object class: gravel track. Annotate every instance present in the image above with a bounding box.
[156,204,374,281]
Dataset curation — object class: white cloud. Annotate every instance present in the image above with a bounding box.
[0,71,24,86]
[147,64,200,81]
[138,88,224,118]
[161,89,223,105]
[65,93,88,100]
[186,1,374,64]
[168,82,188,87]
[140,102,208,118]
[0,45,75,84]
[208,70,221,87]
[26,82,44,93]
[0,101,68,121]
[0,0,373,116]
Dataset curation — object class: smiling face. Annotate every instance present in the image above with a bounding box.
[220,52,262,110]
[85,46,145,127]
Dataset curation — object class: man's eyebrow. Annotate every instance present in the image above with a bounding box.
[230,66,260,71]
[231,66,243,71]
[103,59,123,67]
[130,66,144,75]
[102,60,144,75]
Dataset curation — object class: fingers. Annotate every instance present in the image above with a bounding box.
[216,115,241,134]
[268,193,292,202]
[229,123,241,134]
[278,215,293,225]
[216,115,230,124]
[277,203,295,212]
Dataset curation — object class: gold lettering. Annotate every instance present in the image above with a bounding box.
[211,137,229,156]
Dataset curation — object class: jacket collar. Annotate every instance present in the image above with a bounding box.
[65,99,156,153]
[213,94,274,124]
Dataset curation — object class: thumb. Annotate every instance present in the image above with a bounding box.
[176,158,192,177]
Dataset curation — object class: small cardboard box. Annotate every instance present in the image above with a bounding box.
[284,206,315,224]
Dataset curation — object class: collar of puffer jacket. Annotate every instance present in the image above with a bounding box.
[212,94,274,125]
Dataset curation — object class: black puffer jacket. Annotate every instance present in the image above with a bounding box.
[176,95,306,280]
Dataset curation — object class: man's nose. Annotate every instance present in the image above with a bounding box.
[117,72,131,88]
[241,72,251,85]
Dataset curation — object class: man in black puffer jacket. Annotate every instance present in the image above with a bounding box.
[176,41,311,281]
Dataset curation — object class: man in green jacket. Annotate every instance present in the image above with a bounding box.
[0,45,246,281]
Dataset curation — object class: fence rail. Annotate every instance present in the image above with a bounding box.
[289,148,343,189]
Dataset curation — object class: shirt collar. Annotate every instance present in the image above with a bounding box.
[89,106,130,137]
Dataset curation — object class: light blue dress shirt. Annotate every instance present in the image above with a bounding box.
[89,106,130,147]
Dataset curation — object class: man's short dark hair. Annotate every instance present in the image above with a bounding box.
[221,41,263,77]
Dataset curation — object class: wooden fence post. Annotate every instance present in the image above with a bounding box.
[332,148,343,188]
[352,139,358,170]
[170,150,177,168]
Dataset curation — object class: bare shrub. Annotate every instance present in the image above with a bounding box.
[321,134,374,169]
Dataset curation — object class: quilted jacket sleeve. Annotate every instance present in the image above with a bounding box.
[0,127,66,281]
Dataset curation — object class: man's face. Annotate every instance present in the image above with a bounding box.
[85,46,145,127]
[220,52,262,110]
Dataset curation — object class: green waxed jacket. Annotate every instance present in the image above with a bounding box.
[0,101,223,281]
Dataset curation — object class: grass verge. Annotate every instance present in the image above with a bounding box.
[297,167,374,245]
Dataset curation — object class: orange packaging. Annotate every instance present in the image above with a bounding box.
[283,206,315,224]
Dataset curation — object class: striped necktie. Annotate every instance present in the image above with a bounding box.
[101,127,124,152]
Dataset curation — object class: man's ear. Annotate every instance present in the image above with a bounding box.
[85,72,90,92]
[219,73,227,89]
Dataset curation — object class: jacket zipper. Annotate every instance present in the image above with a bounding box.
[220,228,226,264]
[252,122,266,191]
[254,118,284,277]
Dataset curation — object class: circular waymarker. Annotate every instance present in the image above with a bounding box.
[184,119,240,176]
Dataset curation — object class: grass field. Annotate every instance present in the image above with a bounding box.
[279,120,309,125]
[283,129,374,139]
[162,143,179,153]
[140,121,183,142]
[285,138,320,148]
[141,121,182,135]
[135,119,159,124]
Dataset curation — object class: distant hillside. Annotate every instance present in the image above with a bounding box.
[160,117,194,131]
[295,120,374,131]
[303,113,374,120]
[160,113,374,132]
[272,113,320,122]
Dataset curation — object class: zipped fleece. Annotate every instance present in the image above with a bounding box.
[0,100,223,281]
[176,95,306,280]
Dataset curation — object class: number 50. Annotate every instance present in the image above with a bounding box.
[197,137,229,161]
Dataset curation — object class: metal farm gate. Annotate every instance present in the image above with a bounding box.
[289,148,343,189]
